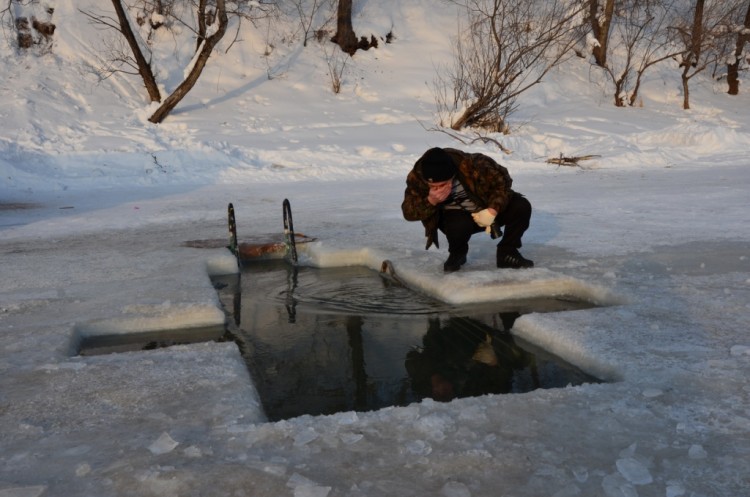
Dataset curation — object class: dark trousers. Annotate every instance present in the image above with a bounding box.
[438,192,531,256]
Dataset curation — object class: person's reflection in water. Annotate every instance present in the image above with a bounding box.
[405,314,530,402]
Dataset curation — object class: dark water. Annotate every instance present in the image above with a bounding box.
[213,260,601,422]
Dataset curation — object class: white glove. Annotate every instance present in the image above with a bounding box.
[471,209,496,228]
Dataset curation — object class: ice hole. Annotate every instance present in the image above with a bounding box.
[73,300,228,356]
[212,260,604,422]
[75,324,227,356]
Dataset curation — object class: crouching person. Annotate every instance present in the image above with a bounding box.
[401,147,533,272]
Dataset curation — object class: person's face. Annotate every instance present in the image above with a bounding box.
[427,179,452,191]
[430,373,454,401]
[426,178,453,204]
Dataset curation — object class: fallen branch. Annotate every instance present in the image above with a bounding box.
[468,134,513,154]
[417,119,513,154]
[546,154,601,167]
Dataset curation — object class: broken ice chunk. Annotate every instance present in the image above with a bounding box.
[148,432,179,455]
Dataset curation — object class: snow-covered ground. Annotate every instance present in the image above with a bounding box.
[1,1,749,496]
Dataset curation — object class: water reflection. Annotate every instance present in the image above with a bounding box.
[213,261,599,421]
[405,316,529,402]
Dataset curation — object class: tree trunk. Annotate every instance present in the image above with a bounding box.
[727,1,750,95]
[148,0,227,123]
[681,0,705,110]
[332,0,358,56]
[450,100,485,130]
[590,0,615,67]
[110,0,161,102]
[196,0,208,53]
[689,0,705,64]
[629,75,642,107]
[614,73,626,107]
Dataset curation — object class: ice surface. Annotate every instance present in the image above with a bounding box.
[287,473,331,497]
[440,480,471,497]
[687,444,708,460]
[0,488,47,497]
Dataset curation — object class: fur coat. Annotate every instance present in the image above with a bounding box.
[401,148,514,250]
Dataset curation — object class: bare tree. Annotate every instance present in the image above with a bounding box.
[435,0,585,132]
[178,1,273,54]
[625,2,686,106]
[81,1,191,102]
[727,0,750,94]
[322,39,348,93]
[148,0,228,123]
[290,0,334,47]
[81,1,183,99]
[107,0,162,102]
[84,1,272,122]
[595,0,683,107]
[673,0,738,109]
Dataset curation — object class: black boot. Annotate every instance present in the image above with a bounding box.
[497,246,533,269]
[444,253,467,272]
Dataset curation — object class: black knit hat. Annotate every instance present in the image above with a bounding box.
[420,147,456,182]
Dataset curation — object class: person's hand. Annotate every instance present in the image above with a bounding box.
[471,208,496,228]
[427,181,452,205]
